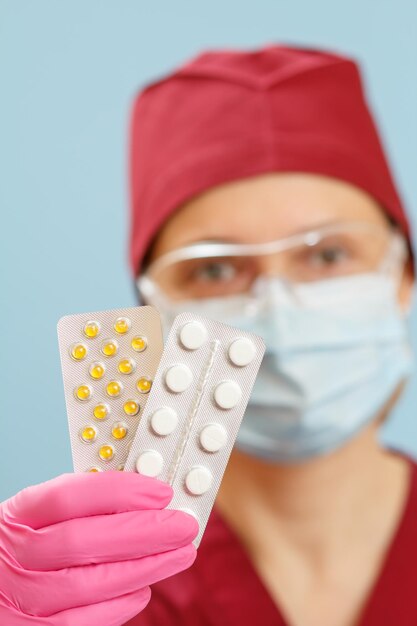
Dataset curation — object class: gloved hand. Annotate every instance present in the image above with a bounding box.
[0,472,198,625]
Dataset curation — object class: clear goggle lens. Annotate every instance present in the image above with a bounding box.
[138,223,407,304]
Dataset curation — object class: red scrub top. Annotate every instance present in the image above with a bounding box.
[127,456,417,626]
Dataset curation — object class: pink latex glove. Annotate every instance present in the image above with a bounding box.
[0,472,198,625]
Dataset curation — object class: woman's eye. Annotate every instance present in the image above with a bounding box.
[191,261,237,282]
[310,246,349,266]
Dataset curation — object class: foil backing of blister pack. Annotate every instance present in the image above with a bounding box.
[57,306,163,473]
[124,311,265,546]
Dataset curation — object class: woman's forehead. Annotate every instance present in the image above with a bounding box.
[149,173,387,256]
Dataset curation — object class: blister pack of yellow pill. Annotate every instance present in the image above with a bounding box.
[57,306,163,473]
[123,312,265,546]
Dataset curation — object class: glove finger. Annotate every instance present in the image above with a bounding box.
[8,544,196,617]
[2,472,172,529]
[12,508,199,570]
[0,587,151,626]
[48,587,152,626]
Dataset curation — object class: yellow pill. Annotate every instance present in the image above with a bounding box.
[118,358,136,375]
[117,464,125,471]
[87,467,101,472]
[80,425,97,442]
[123,400,140,416]
[89,361,105,380]
[98,445,114,461]
[83,320,100,339]
[93,403,110,420]
[106,380,122,397]
[111,421,128,440]
[101,339,118,357]
[131,335,147,352]
[70,343,87,361]
[114,317,130,334]
[136,377,152,394]
[75,384,92,401]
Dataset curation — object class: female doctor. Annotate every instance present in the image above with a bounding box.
[1,45,416,626]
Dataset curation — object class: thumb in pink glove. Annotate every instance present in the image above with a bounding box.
[0,471,198,626]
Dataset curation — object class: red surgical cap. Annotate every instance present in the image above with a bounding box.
[129,44,411,275]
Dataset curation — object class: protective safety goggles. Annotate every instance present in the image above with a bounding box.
[136,221,408,318]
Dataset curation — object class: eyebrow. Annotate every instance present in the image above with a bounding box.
[181,236,241,246]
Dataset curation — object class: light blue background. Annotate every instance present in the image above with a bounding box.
[1,1,416,500]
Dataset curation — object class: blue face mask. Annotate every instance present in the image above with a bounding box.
[223,273,414,463]
[155,272,413,464]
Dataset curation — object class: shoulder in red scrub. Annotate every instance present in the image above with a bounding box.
[125,456,417,626]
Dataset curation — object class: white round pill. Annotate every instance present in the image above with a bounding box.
[179,321,208,350]
[177,507,199,523]
[135,450,163,477]
[214,380,242,409]
[185,466,213,495]
[150,406,178,436]
[165,364,193,393]
[228,337,256,366]
[200,423,228,452]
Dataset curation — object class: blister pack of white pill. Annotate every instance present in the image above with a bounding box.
[124,311,265,546]
[57,306,163,473]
